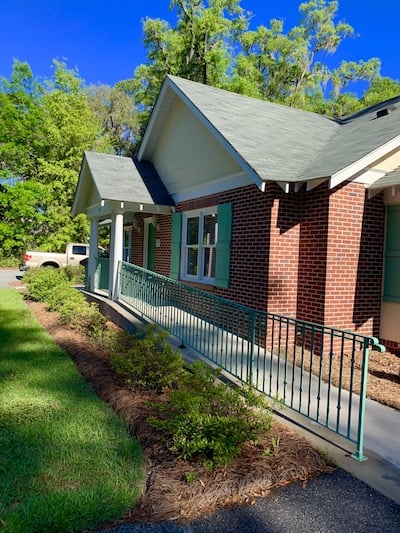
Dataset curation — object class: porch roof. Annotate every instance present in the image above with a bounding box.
[368,165,400,190]
[72,151,175,217]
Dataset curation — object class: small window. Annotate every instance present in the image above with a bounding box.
[72,245,88,255]
[182,208,218,284]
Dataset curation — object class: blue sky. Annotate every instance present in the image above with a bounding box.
[1,0,399,88]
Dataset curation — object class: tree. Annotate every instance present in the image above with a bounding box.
[129,0,388,122]
[0,60,110,254]
[33,61,110,249]
[0,60,46,180]
[128,0,250,133]
[230,0,380,112]
[87,83,139,156]
[0,180,51,255]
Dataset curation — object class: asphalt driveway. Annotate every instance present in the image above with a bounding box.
[0,268,21,288]
[99,469,400,533]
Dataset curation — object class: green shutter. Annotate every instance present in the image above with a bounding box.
[384,205,400,302]
[170,212,182,280]
[215,203,232,288]
[147,223,156,272]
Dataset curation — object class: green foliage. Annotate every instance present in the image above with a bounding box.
[0,253,19,267]
[111,325,185,391]
[148,361,273,468]
[24,266,107,337]
[0,60,111,253]
[24,266,69,302]
[0,180,52,255]
[87,83,140,156]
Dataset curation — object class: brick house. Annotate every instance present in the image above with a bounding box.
[72,75,400,353]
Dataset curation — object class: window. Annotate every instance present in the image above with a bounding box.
[72,245,88,255]
[182,208,218,283]
[170,203,232,288]
[383,205,400,302]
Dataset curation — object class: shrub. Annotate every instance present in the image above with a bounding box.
[111,325,185,392]
[24,266,107,338]
[59,300,108,337]
[24,267,69,302]
[63,264,85,284]
[148,361,274,468]
[0,254,19,267]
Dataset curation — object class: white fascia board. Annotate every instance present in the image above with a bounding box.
[138,79,175,161]
[171,171,251,203]
[329,134,400,189]
[87,199,173,219]
[72,157,90,216]
[353,167,387,186]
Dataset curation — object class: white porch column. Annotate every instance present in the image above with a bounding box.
[88,218,99,292]
[109,211,124,301]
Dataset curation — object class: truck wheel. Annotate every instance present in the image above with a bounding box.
[41,263,59,269]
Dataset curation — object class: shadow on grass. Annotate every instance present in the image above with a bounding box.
[0,289,144,532]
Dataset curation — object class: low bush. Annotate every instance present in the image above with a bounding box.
[24,266,107,338]
[24,267,69,302]
[63,264,85,284]
[148,361,274,469]
[111,325,185,391]
[0,254,19,267]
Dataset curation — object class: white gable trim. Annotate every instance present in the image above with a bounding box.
[171,171,251,202]
[329,134,400,189]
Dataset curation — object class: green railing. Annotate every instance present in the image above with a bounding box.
[117,261,385,461]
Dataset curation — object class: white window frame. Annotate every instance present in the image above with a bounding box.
[181,207,218,284]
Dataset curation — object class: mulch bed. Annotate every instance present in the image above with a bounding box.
[26,300,335,527]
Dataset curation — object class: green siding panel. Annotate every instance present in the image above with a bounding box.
[170,212,182,280]
[384,205,400,302]
[215,203,232,288]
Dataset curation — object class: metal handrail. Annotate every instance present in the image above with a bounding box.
[116,261,385,461]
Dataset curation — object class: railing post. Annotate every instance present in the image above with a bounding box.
[247,310,255,386]
[351,338,370,462]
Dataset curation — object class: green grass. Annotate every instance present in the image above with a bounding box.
[0,289,144,533]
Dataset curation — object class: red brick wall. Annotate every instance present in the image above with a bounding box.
[140,180,384,340]
[324,183,384,336]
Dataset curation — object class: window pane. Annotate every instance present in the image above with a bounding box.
[186,247,198,276]
[203,248,216,278]
[187,217,199,245]
[203,214,217,245]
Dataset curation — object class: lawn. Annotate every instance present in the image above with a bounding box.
[0,288,144,533]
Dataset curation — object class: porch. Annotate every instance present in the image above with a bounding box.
[90,258,386,462]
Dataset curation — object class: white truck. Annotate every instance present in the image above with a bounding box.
[19,243,93,271]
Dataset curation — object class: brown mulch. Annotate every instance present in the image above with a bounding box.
[26,300,335,527]
[281,346,400,411]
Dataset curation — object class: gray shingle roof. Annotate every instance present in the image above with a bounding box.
[166,75,400,184]
[368,165,400,190]
[84,151,174,206]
